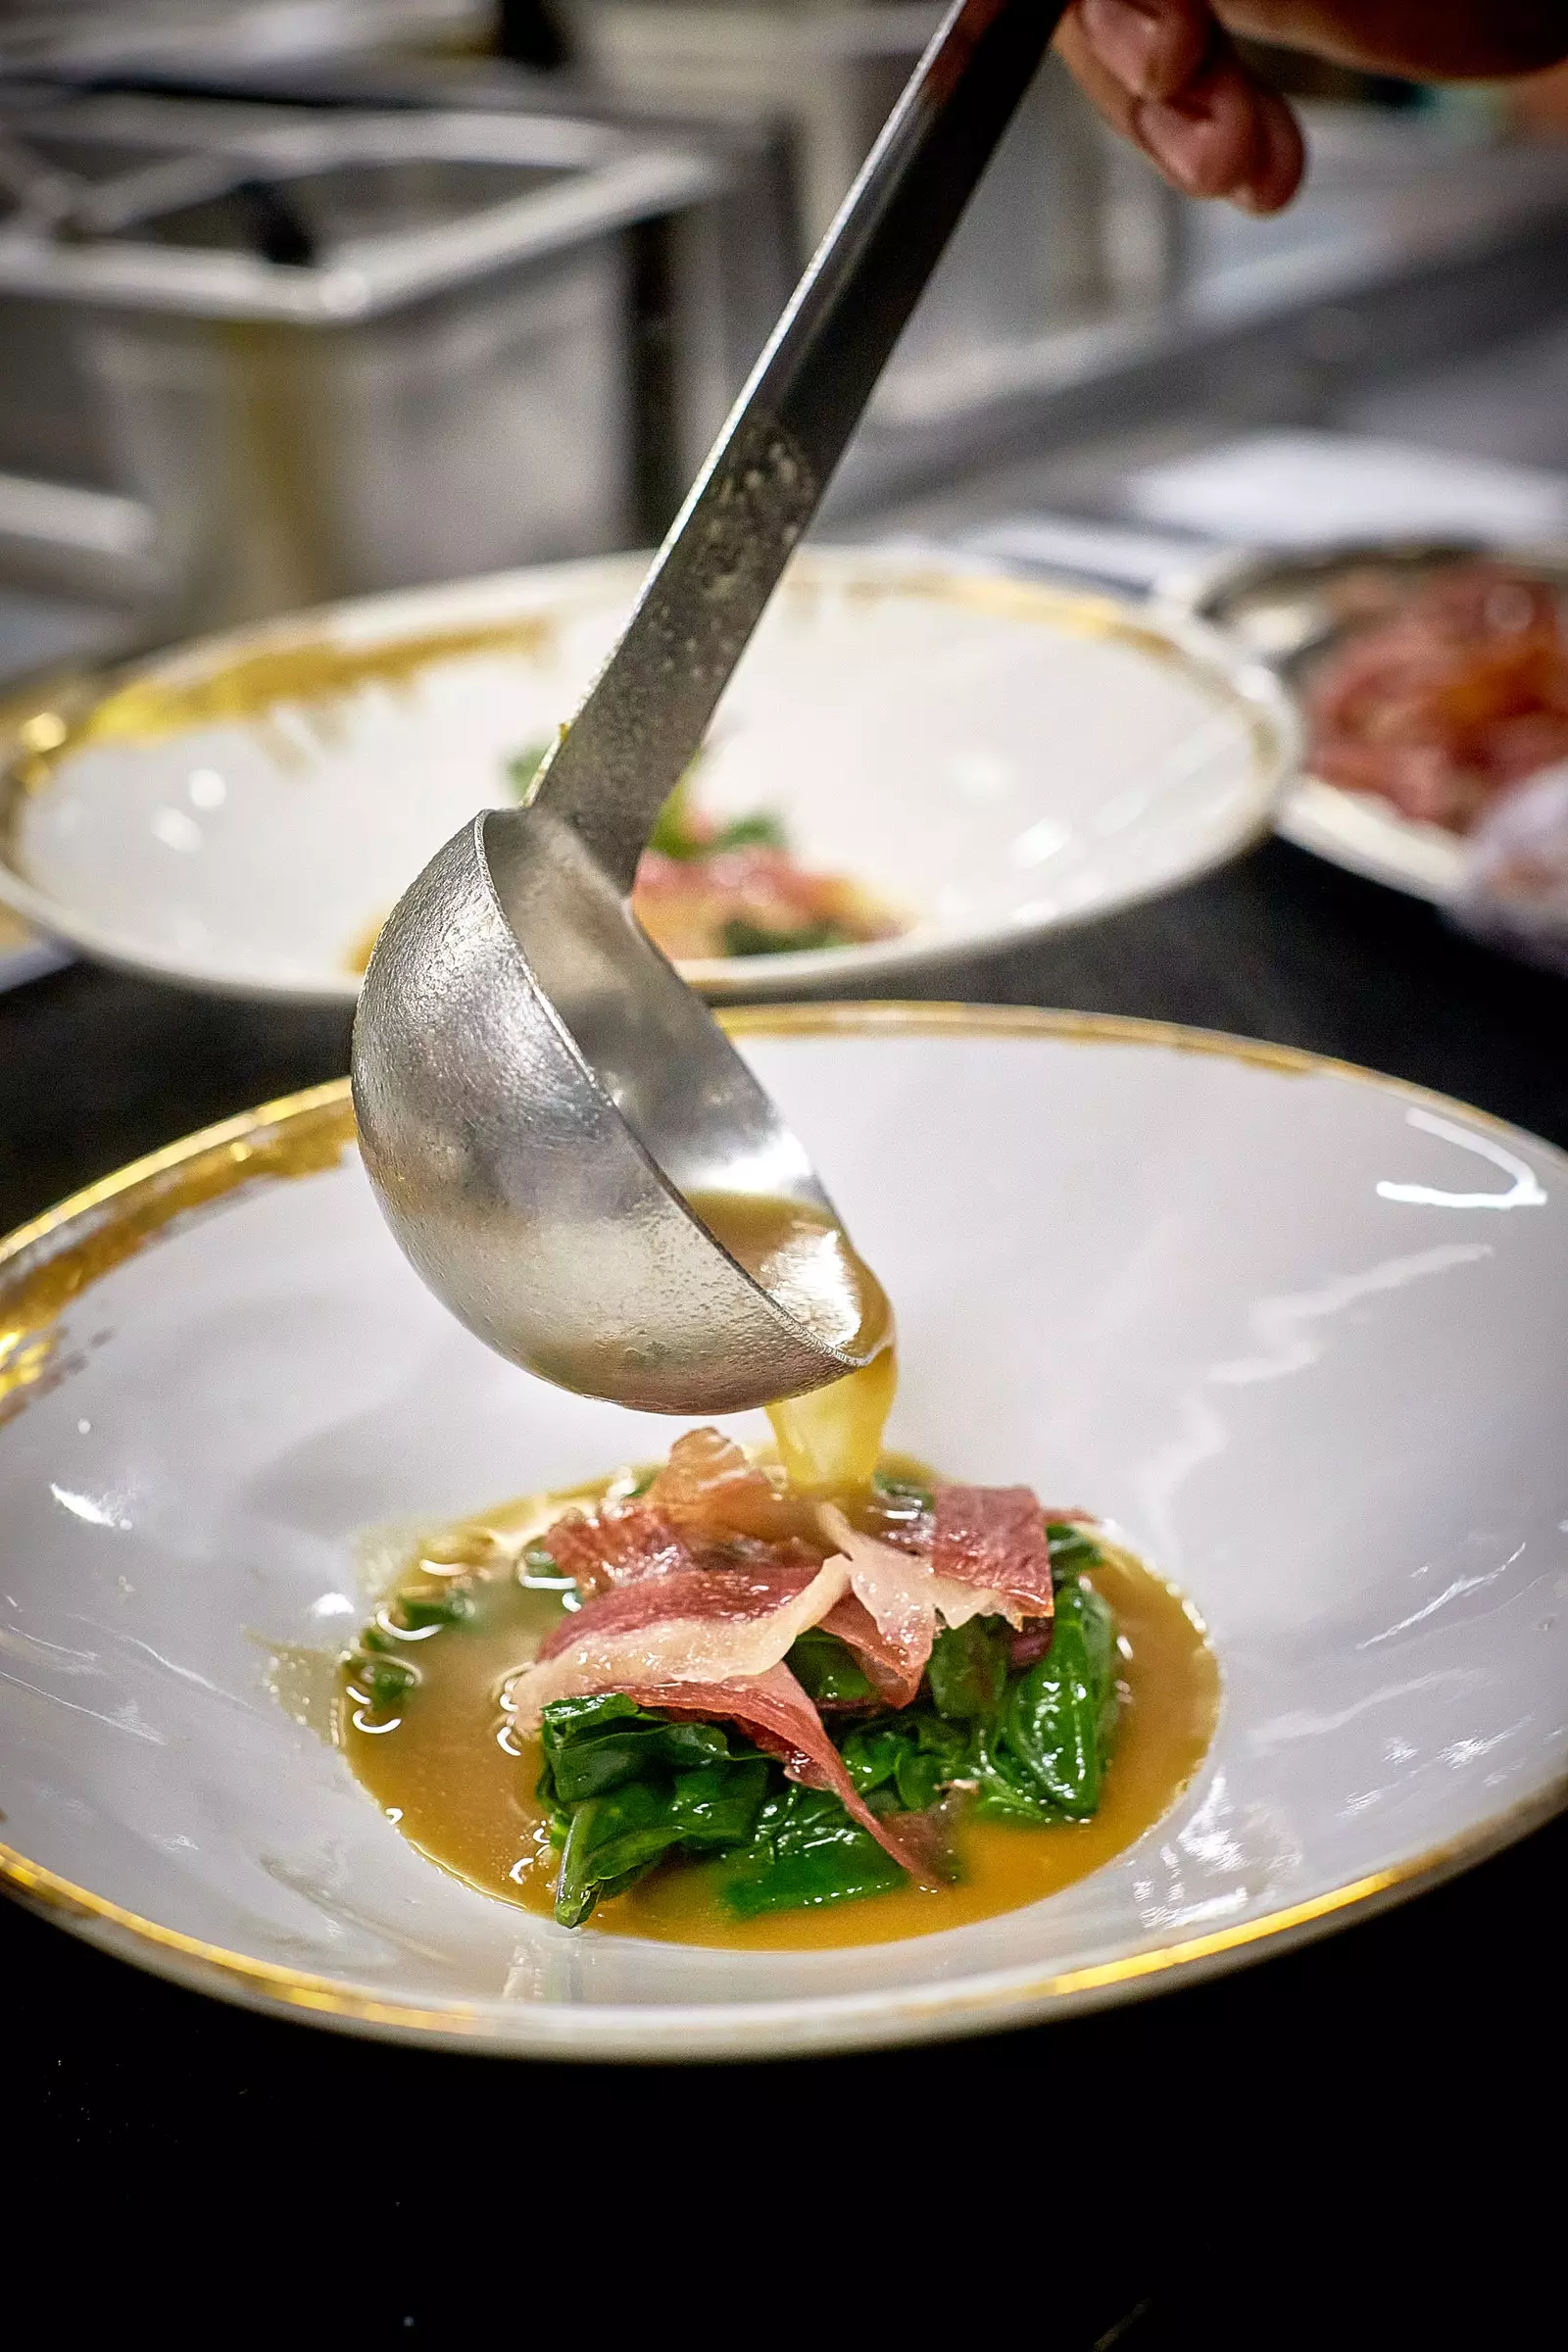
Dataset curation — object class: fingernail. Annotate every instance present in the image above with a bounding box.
[1080,0,1163,96]
[1228,107,1301,215]
[1133,98,1214,195]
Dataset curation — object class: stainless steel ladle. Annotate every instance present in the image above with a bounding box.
[353,0,1067,1415]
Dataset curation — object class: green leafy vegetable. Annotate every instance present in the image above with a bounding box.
[787,1628,876,1706]
[555,1783,683,1927]
[554,1757,777,1924]
[714,1786,907,1919]
[971,1582,1119,1822]
[348,1651,418,1710]
[721,917,851,959]
[504,741,552,800]
[538,1694,771,1927]
[646,779,705,859]
[646,768,788,863]
[710,811,787,853]
[838,1718,907,1797]
[666,1758,773,1847]
[927,1616,1012,1721]
[539,1692,735,1804]
[1046,1520,1104,1580]
[841,1711,969,1815]
[392,1584,476,1631]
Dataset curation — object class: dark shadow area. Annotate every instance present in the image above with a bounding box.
[12,1806,1559,2328]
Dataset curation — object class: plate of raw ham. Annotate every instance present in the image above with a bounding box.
[1167,542,1568,904]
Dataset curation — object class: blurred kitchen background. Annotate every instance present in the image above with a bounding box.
[3,0,1568,984]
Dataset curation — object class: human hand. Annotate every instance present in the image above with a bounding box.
[1054,0,1568,214]
[1054,0,1304,213]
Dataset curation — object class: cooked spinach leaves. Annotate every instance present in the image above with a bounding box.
[537,1694,772,1927]
[787,1627,876,1706]
[347,1650,419,1710]
[715,1788,906,1919]
[977,1580,1119,1821]
[841,1710,968,1815]
[926,1615,1011,1722]
[720,916,852,958]
[645,772,787,864]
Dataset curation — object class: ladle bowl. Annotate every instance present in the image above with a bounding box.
[351,0,1069,1412]
[353,801,869,1412]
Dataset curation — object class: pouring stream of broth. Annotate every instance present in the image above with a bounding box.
[686,1192,897,1490]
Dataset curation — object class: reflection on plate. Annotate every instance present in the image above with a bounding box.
[1,1007,1562,2058]
[0,550,1294,1003]
[1166,540,1568,905]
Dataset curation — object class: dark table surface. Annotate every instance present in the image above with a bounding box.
[4,832,1562,2327]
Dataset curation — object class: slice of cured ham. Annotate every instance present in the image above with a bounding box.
[538,1503,694,1597]
[646,1426,805,1543]
[813,1492,1054,1680]
[818,1592,924,1706]
[817,1504,936,1705]
[599,1663,942,1885]
[507,1554,850,1729]
[534,1472,1054,1678]
[931,1484,1054,1631]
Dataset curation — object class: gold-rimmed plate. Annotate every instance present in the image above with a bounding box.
[1,1005,1563,2057]
[0,550,1295,1003]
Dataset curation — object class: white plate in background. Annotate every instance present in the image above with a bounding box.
[1,1006,1562,2058]
[0,549,1295,1002]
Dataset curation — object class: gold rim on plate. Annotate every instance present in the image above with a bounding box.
[2,1005,1563,2057]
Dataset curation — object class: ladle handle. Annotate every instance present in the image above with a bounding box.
[528,0,1070,894]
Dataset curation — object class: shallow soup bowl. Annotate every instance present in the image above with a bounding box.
[0,549,1294,1002]
[1,1006,1563,2059]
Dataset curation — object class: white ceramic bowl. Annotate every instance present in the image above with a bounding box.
[0,550,1295,1001]
[2,1006,1563,2059]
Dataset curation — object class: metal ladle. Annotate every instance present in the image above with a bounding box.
[353,0,1067,1415]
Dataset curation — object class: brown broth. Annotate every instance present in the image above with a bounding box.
[338,1481,1219,1951]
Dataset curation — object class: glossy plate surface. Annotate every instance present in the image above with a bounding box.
[1,1007,1563,2058]
[0,551,1293,1001]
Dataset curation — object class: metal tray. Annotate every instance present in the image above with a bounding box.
[0,95,781,628]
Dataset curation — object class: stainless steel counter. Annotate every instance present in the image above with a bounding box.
[0,90,791,628]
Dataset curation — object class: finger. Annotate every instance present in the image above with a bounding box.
[1235,86,1305,214]
[1054,11,1158,145]
[1133,55,1272,200]
[1058,16,1264,201]
[1059,10,1305,211]
[1069,0,1211,102]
